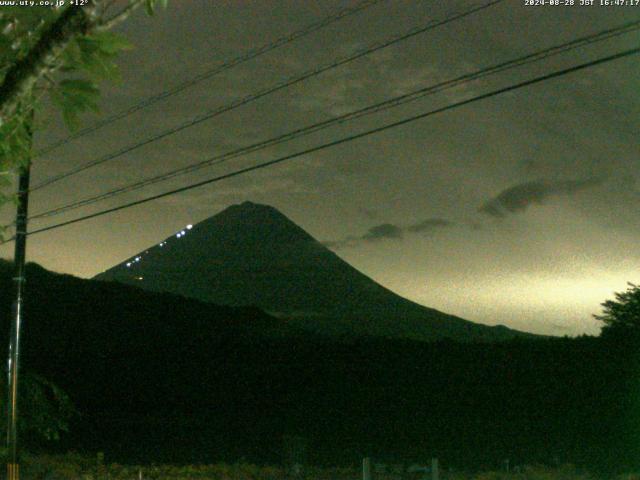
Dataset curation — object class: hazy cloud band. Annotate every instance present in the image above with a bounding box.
[478,177,603,218]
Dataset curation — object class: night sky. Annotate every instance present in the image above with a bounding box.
[1,0,638,336]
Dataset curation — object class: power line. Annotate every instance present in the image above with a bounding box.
[26,19,640,222]
[2,45,634,244]
[34,0,386,158]
[30,0,504,192]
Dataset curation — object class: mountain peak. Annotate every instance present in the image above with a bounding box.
[200,201,316,245]
[95,202,531,342]
[226,200,277,214]
[213,201,293,226]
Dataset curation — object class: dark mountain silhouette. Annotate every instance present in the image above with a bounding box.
[95,201,530,341]
[0,260,637,472]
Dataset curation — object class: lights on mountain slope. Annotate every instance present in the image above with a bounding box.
[125,256,142,267]
[175,225,191,239]
[125,223,192,267]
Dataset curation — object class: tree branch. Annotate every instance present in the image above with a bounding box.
[0,1,104,125]
[96,0,146,32]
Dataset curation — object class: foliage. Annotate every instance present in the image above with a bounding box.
[144,0,169,16]
[594,283,640,337]
[51,30,133,127]
[472,465,592,480]
[2,261,640,473]
[9,456,612,480]
[20,452,90,480]
[0,1,168,221]
[0,372,78,444]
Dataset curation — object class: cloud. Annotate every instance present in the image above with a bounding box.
[290,65,370,116]
[478,177,603,218]
[407,218,452,233]
[324,217,453,249]
[362,223,404,241]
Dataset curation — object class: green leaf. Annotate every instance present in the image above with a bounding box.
[74,32,131,81]
[89,31,132,55]
[145,0,169,16]
[59,37,82,73]
[50,79,100,129]
[145,0,155,16]
[0,115,31,171]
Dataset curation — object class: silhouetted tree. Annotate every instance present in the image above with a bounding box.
[0,372,77,446]
[595,282,640,338]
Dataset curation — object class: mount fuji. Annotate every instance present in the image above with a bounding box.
[95,201,530,341]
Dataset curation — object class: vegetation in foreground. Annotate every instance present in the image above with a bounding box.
[12,453,633,480]
[1,264,640,472]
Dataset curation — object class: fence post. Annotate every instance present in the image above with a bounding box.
[363,457,372,480]
[431,458,439,480]
[96,452,106,480]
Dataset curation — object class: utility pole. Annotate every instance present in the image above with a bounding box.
[6,114,33,480]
